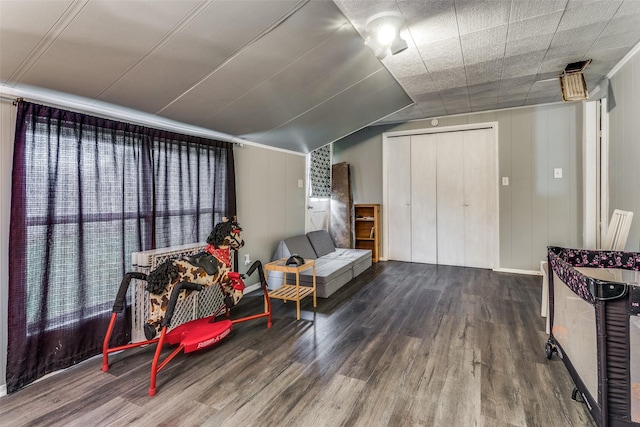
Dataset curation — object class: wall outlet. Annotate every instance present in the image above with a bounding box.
[244,254,251,265]
[554,168,563,179]
[501,177,509,186]
[297,179,303,188]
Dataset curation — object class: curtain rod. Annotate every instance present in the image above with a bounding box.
[0,94,249,146]
[0,95,23,105]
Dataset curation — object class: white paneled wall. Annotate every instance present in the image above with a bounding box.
[609,47,640,252]
[234,144,306,279]
[1,98,16,395]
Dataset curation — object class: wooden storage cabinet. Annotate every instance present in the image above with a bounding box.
[354,204,380,262]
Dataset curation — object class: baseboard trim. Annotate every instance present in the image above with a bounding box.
[377,260,541,277]
[493,267,542,276]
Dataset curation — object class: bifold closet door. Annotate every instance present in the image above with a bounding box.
[436,132,466,266]
[387,136,412,262]
[386,128,495,268]
[410,134,437,263]
[461,128,495,269]
[436,129,494,268]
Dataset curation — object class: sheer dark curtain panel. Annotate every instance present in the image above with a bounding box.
[7,101,235,393]
[153,131,235,248]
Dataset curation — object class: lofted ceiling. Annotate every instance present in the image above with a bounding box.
[2,1,640,153]
[0,0,411,153]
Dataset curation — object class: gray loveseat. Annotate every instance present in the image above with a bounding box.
[269,230,372,298]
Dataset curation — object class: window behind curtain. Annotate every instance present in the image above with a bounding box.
[7,101,235,393]
[153,134,231,248]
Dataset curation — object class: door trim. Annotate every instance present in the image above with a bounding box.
[382,122,500,269]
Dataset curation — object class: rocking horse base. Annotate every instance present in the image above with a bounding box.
[164,317,232,353]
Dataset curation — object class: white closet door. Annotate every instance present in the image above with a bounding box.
[384,127,496,268]
[463,129,495,268]
[387,136,412,262]
[410,134,437,263]
[436,132,466,266]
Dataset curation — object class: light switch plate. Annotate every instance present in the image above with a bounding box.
[502,177,509,186]
[554,168,563,179]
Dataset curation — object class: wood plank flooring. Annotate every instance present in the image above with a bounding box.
[0,261,595,426]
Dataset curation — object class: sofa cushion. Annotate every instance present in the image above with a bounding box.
[299,258,352,286]
[322,247,370,263]
[306,230,336,257]
[282,235,318,260]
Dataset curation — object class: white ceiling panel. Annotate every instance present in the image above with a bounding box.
[495,99,527,109]
[0,0,75,81]
[414,92,444,103]
[591,29,640,52]
[387,56,428,79]
[468,81,501,95]
[470,96,499,108]
[551,25,608,50]
[499,93,531,103]
[400,1,458,44]
[3,0,640,150]
[18,1,200,98]
[509,0,567,22]
[417,37,464,72]
[455,0,510,35]
[502,51,547,79]
[587,47,631,63]
[99,1,303,113]
[242,67,410,151]
[466,61,504,86]
[461,26,508,65]
[506,33,555,57]
[439,85,470,98]
[161,1,353,121]
[507,12,563,43]
[399,74,437,95]
[500,76,536,96]
[559,1,621,31]
[544,42,593,61]
[208,29,383,134]
[429,68,468,92]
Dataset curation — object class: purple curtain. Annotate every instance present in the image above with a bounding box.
[7,101,235,393]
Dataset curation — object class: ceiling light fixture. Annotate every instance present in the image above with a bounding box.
[559,59,592,102]
[364,11,408,60]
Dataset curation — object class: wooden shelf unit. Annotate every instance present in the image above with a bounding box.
[354,204,380,262]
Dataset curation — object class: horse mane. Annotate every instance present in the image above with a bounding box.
[146,260,179,294]
[207,216,240,247]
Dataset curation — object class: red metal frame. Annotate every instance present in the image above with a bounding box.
[102,268,272,396]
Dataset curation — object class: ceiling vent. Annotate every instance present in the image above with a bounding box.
[559,60,591,102]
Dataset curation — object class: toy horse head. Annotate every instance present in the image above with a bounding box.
[207,216,244,250]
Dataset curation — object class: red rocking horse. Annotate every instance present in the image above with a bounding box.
[102,217,271,396]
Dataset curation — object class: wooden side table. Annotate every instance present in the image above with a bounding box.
[264,258,316,320]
